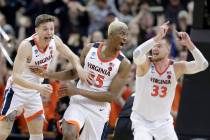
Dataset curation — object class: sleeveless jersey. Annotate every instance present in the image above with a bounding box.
[6,34,56,95]
[71,42,124,110]
[132,61,177,121]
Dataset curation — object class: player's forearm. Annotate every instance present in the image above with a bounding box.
[61,43,82,70]
[46,69,78,80]
[133,38,155,65]
[72,56,83,72]
[13,74,41,91]
[76,89,112,102]
[188,43,208,71]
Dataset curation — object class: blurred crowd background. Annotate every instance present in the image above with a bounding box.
[0,0,198,139]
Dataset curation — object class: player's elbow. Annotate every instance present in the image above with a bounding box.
[202,60,209,70]
[199,60,209,71]
[133,48,147,65]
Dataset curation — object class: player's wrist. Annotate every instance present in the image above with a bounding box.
[153,35,161,43]
[34,84,42,91]
[43,72,49,79]
[187,41,195,51]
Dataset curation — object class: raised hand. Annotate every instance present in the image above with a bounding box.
[154,21,170,42]
[176,31,194,50]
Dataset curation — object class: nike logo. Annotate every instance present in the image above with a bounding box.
[99,109,104,111]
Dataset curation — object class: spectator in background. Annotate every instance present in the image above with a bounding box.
[121,24,139,61]
[0,12,15,37]
[90,30,104,43]
[67,31,84,55]
[130,9,156,45]
[87,0,110,34]
[58,0,89,43]
[100,12,115,39]
[177,10,191,33]
[165,0,185,25]
[107,0,133,24]
[16,15,33,44]
[0,55,9,110]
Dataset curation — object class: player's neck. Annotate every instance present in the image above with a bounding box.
[154,58,169,69]
[34,35,48,50]
[102,43,118,59]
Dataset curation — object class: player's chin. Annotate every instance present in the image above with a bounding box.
[152,55,160,61]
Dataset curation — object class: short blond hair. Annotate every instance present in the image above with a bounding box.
[108,19,128,36]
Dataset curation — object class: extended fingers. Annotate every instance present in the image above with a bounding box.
[176,32,188,40]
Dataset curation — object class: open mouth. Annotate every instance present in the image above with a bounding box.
[44,37,52,40]
[121,42,124,46]
[153,52,159,56]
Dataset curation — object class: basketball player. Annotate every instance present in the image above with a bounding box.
[0,14,86,140]
[32,19,131,140]
[131,21,209,140]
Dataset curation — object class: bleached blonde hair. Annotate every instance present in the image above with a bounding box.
[108,18,128,36]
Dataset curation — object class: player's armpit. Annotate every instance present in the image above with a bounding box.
[108,58,131,101]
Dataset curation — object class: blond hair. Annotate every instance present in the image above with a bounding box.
[108,18,128,36]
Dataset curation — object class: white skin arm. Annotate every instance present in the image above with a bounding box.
[135,21,170,76]
[54,35,88,83]
[12,40,52,96]
[133,21,169,66]
[174,32,209,79]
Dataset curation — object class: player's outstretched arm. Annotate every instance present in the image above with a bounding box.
[54,35,88,83]
[175,32,208,78]
[133,21,169,66]
[29,43,93,81]
[29,65,78,80]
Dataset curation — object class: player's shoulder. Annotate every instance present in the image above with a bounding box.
[121,56,131,65]
[84,42,102,52]
[52,35,63,45]
[87,42,103,49]
[120,56,131,71]
[173,60,186,69]
[18,38,33,51]
[118,51,130,64]
[15,38,33,58]
[53,34,60,40]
